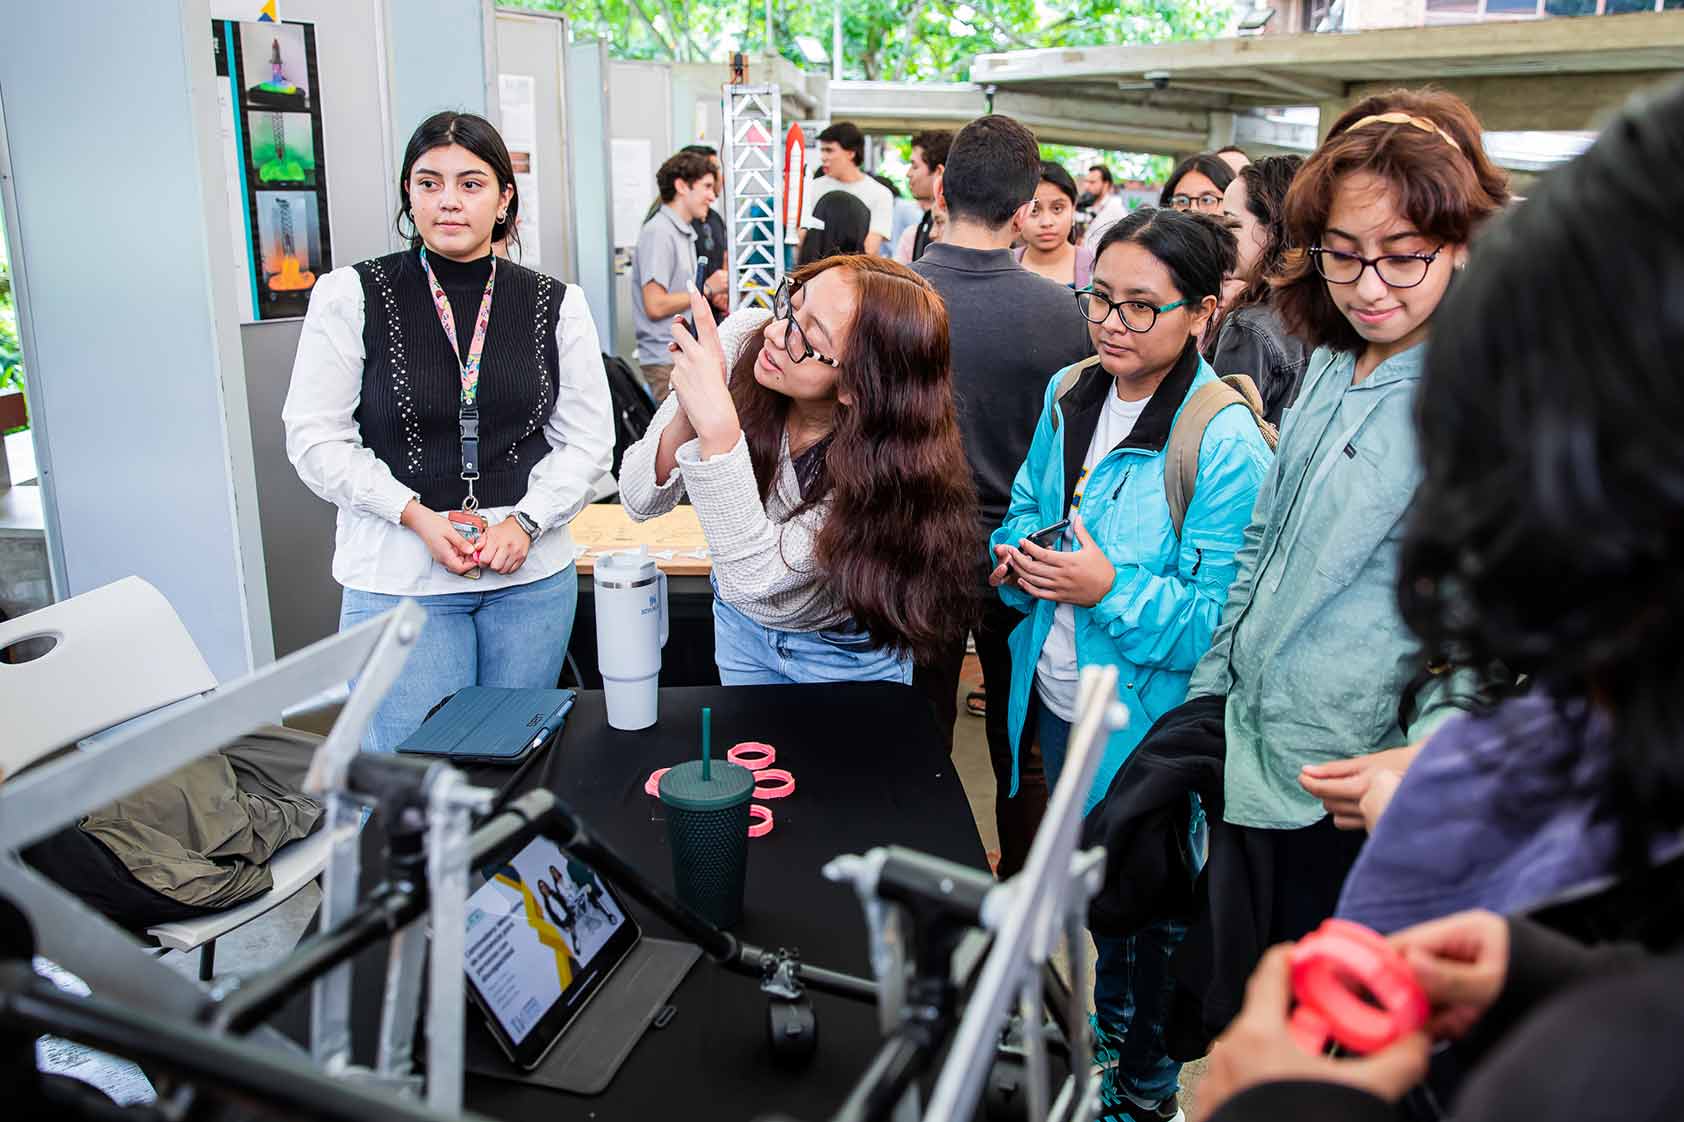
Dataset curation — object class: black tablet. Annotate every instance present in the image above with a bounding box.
[463,835,641,1070]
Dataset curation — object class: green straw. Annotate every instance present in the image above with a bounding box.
[701,707,712,781]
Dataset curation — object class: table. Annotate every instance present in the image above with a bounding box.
[568,503,719,688]
[275,684,988,1120]
[570,503,711,577]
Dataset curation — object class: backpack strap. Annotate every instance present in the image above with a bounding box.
[1164,374,1279,538]
[1050,356,1106,431]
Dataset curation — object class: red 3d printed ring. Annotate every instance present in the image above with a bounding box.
[727,741,777,770]
[1289,919,1427,1055]
[748,803,774,837]
[753,768,796,799]
[645,767,671,797]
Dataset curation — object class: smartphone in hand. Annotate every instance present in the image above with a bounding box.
[1024,518,1070,550]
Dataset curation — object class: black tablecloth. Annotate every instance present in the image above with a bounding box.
[275,683,987,1120]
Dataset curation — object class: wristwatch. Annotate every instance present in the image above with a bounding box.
[511,510,542,544]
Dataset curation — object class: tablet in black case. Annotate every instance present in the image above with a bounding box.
[396,686,575,765]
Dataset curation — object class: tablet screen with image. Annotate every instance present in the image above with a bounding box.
[463,835,640,1069]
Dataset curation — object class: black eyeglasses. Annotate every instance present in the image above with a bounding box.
[1169,193,1223,213]
[773,279,841,368]
[1074,288,1188,332]
[1310,246,1443,289]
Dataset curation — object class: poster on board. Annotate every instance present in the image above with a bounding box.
[212,18,333,321]
[498,74,542,270]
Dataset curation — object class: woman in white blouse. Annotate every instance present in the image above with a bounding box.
[618,256,977,685]
[283,112,613,751]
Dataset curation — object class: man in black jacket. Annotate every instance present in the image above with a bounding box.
[910,115,1092,877]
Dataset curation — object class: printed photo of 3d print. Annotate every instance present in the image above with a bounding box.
[254,191,322,316]
[247,112,317,186]
[240,22,310,111]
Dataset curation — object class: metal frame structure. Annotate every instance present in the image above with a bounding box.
[722,82,784,313]
[0,601,423,1046]
[824,665,1125,1122]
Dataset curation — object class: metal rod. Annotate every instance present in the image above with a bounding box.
[830,1032,932,1122]
[1,966,492,1122]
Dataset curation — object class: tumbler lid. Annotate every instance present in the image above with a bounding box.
[597,546,658,583]
[659,759,753,811]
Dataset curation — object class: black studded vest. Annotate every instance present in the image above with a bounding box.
[353,248,563,511]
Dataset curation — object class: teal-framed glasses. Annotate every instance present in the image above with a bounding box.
[1074,289,1188,332]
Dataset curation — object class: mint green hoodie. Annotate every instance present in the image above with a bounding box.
[1188,343,1465,829]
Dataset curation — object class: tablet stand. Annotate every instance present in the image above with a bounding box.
[463,935,701,1095]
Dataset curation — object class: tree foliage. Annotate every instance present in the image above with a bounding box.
[505,0,1232,82]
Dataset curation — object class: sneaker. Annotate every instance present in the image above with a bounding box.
[1090,1014,1183,1122]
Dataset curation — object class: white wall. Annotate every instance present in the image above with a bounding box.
[387,0,494,153]
[0,1,269,681]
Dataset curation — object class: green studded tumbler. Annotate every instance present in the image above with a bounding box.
[658,759,754,928]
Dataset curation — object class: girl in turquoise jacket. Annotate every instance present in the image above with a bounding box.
[989,208,1271,1122]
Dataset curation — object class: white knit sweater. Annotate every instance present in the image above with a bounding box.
[616,308,848,632]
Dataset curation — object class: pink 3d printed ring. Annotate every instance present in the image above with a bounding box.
[754,768,795,799]
[727,742,777,771]
[644,767,671,797]
[748,804,774,837]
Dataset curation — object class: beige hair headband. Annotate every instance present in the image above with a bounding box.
[1347,111,1462,154]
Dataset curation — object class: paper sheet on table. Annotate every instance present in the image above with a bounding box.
[32,958,157,1106]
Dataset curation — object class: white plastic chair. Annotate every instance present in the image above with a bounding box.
[0,576,330,980]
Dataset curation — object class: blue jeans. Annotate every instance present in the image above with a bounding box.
[339,565,578,754]
[711,595,912,686]
[1038,706,1184,1108]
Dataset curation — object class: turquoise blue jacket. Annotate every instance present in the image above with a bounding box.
[991,345,1272,813]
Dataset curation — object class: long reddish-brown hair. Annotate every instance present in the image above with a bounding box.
[728,255,978,662]
[1274,89,1510,353]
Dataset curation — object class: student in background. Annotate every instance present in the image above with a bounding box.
[875,172,924,259]
[1016,161,1095,290]
[1080,163,1129,251]
[681,144,731,319]
[1214,144,1251,174]
[633,151,722,401]
[899,130,954,263]
[1208,155,1308,424]
[991,208,1270,1122]
[911,115,1094,876]
[285,111,613,754]
[798,121,894,255]
[797,191,873,266]
[1159,153,1234,216]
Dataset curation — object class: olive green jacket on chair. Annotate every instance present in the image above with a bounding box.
[1187,343,1469,830]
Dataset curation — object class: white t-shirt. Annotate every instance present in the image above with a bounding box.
[1082,191,1130,253]
[1034,385,1149,721]
[800,174,895,241]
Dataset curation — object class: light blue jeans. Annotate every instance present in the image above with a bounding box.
[711,595,911,686]
[339,565,578,753]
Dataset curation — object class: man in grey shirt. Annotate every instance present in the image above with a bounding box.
[633,151,723,400]
[910,115,1093,875]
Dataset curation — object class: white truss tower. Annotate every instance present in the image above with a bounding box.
[722,84,784,312]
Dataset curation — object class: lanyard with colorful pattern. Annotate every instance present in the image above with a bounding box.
[420,247,497,510]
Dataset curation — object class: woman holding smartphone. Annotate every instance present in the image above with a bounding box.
[285,111,614,753]
[989,207,1271,1122]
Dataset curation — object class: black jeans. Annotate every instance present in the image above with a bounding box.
[914,593,1045,877]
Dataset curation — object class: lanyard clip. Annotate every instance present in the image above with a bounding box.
[460,408,480,477]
